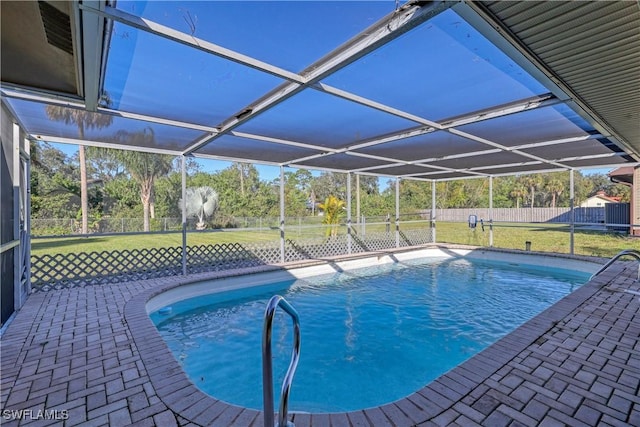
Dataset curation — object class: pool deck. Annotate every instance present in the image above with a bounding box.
[1,246,639,426]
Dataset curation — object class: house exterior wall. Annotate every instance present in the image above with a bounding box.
[579,196,615,208]
[633,167,640,235]
[0,102,29,328]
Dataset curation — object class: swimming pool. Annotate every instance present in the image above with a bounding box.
[149,249,591,413]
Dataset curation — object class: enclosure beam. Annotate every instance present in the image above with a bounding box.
[181,156,187,275]
[347,173,352,254]
[395,178,400,248]
[92,5,303,84]
[78,0,105,111]
[280,166,286,263]
[570,169,575,255]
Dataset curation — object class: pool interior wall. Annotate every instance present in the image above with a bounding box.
[145,247,600,315]
[149,248,593,413]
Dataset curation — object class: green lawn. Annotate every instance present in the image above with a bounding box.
[30,222,640,259]
[30,230,280,255]
[435,222,640,258]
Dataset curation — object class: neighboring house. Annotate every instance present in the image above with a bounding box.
[609,166,639,236]
[579,190,621,208]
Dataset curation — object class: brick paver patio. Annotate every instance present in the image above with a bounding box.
[1,248,639,426]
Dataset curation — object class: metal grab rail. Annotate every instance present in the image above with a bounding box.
[590,249,640,281]
[262,295,301,427]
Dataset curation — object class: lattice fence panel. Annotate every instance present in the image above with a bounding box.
[399,228,434,247]
[352,232,397,252]
[32,229,435,291]
[31,247,183,291]
[250,242,282,264]
[187,242,281,274]
[285,239,313,262]
[285,236,349,261]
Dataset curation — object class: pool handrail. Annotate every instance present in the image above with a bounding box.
[590,249,640,281]
[262,295,301,427]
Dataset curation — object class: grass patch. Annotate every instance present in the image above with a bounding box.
[435,222,640,258]
[31,230,281,256]
[30,222,640,259]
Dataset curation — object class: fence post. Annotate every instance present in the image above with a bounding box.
[279,166,285,263]
[181,156,187,275]
[347,172,352,254]
[356,174,361,236]
[489,176,493,247]
[395,178,400,248]
[570,169,575,255]
[431,180,436,243]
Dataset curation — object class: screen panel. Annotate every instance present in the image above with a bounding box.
[235,89,420,149]
[103,22,285,127]
[322,9,549,122]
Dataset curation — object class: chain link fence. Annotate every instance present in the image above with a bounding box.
[31,207,616,237]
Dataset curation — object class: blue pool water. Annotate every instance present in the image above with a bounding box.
[151,256,588,412]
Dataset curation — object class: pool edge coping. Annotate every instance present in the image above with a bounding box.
[123,244,609,426]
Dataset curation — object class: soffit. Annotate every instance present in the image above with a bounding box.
[1,1,79,96]
[477,0,640,161]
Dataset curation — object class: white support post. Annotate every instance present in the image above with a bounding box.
[13,123,21,310]
[181,156,187,275]
[489,176,494,247]
[431,180,437,243]
[356,174,361,235]
[570,169,575,255]
[280,166,286,263]
[20,136,32,299]
[346,173,352,254]
[395,178,400,248]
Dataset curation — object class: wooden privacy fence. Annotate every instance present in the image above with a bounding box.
[421,207,610,224]
[30,229,433,291]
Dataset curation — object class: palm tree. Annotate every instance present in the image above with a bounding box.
[546,179,564,208]
[45,105,113,234]
[181,186,218,230]
[318,195,345,237]
[510,183,528,209]
[111,128,173,231]
[523,175,542,208]
[233,162,255,196]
